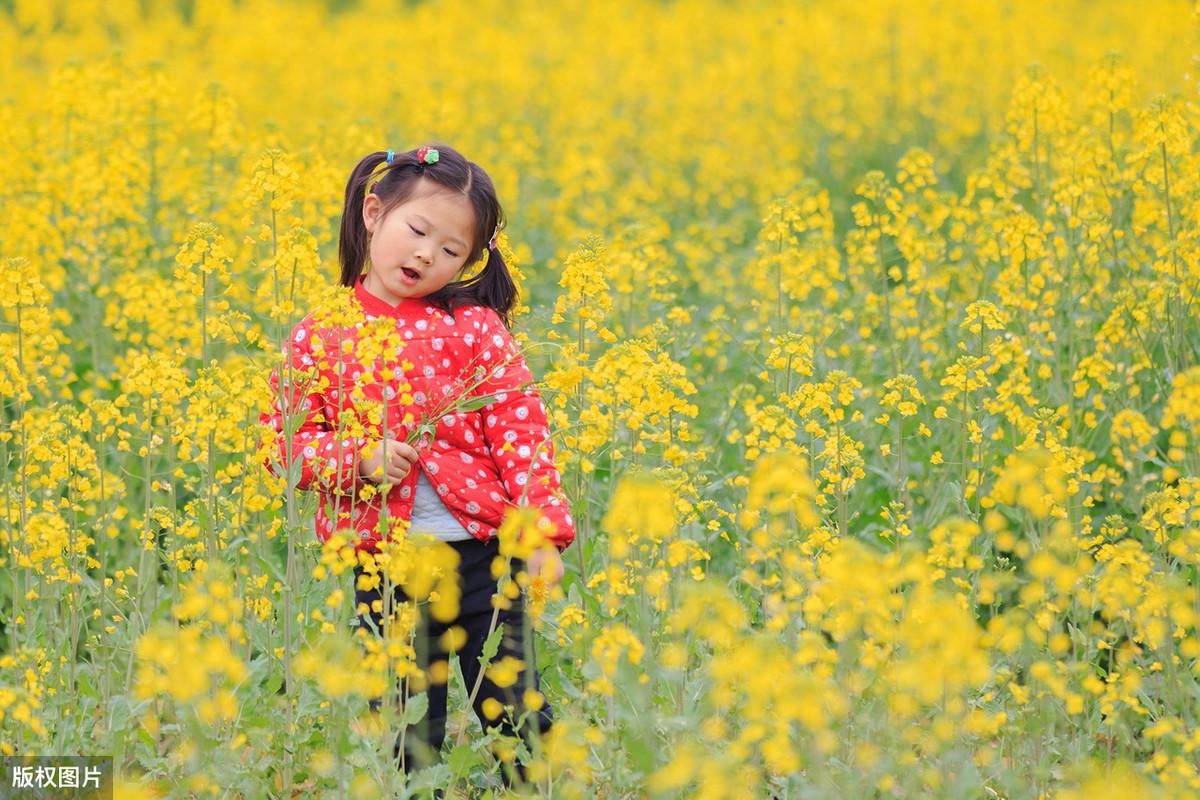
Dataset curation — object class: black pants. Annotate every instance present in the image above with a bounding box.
[353,535,555,783]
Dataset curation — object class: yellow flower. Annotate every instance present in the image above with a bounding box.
[481,697,504,721]
[485,655,525,689]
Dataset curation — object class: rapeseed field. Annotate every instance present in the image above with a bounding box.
[1,0,1199,797]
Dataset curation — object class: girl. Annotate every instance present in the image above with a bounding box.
[261,143,573,785]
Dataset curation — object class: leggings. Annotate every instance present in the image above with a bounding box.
[353,534,555,782]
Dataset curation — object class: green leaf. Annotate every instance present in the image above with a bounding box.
[625,730,655,775]
[456,394,501,412]
[400,691,429,727]
[285,454,304,491]
[446,742,483,776]
[136,727,156,749]
[478,623,503,668]
[281,409,309,439]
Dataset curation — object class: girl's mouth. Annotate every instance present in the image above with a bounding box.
[401,268,421,283]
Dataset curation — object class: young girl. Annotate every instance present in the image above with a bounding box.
[261,143,574,784]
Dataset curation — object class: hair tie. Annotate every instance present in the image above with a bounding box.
[416,146,439,165]
[385,149,395,165]
[488,223,500,251]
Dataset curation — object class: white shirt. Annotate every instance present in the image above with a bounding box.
[409,469,474,542]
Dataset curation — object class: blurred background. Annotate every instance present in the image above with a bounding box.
[1,1,1199,798]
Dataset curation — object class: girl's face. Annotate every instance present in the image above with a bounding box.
[362,179,478,303]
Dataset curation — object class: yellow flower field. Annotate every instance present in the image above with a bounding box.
[2,0,1200,797]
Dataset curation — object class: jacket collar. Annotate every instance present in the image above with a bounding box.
[354,275,432,318]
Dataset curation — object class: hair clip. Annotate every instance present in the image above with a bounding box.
[385,149,395,165]
[416,146,439,165]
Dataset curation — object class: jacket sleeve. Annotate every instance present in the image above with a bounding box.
[260,318,370,497]
[473,308,576,552]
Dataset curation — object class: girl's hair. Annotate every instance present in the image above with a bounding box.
[338,143,517,328]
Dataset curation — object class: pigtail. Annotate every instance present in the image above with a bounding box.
[338,151,389,287]
[454,243,518,329]
[426,163,519,328]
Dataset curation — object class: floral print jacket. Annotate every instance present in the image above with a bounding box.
[260,277,575,553]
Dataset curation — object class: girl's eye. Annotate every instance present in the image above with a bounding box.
[408,223,456,256]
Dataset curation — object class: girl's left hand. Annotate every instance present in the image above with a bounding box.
[526,547,565,589]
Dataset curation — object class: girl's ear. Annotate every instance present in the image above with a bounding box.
[363,194,381,233]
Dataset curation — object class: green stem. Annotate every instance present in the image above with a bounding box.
[1159,136,1181,374]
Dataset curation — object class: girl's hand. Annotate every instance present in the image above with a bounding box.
[359,438,419,485]
[526,546,565,589]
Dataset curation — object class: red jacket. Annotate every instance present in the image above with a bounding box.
[260,277,575,553]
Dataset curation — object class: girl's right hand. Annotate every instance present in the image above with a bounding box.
[359,438,420,485]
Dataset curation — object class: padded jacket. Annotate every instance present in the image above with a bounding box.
[260,277,575,553]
